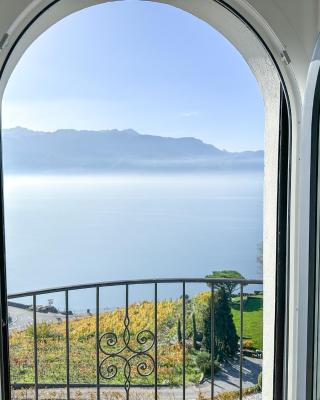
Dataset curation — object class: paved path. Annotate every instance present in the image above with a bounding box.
[12,386,262,400]
[9,305,68,331]
[11,357,262,399]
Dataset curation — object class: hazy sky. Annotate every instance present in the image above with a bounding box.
[2,0,264,151]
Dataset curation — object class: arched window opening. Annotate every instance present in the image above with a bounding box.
[0,1,288,399]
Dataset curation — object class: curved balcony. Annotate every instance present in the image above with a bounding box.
[8,278,263,400]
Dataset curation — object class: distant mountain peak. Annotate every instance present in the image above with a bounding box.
[2,127,263,173]
[117,128,140,136]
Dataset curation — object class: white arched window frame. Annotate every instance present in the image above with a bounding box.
[0,1,303,399]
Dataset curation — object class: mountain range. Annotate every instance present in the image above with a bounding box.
[2,127,263,173]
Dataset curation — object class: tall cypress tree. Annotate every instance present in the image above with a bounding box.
[203,287,238,361]
[192,313,199,350]
[177,319,182,343]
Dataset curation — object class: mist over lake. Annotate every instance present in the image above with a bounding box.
[4,172,262,309]
[2,128,264,173]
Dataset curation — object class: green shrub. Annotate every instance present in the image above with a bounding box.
[26,322,62,339]
[196,351,220,377]
[196,351,210,375]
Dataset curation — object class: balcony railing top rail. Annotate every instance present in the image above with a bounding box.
[8,277,262,299]
[8,278,263,400]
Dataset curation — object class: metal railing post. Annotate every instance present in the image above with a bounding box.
[240,284,244,400]
[211,284,215,399]
[32,295,38,400]
[182,282,186,400]
[96,286,100,400]
[154,283,158,400]
[65,290,70,400]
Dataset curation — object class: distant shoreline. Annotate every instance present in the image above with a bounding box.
[2,127,264,174]
[3,167,264,176]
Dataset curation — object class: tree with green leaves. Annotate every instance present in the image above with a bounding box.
[202,287,239,361]
[206,270,245,297]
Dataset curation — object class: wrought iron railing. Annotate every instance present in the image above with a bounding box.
[8,278,263,400]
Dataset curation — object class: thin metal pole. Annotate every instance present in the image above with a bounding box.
[65,290,70,400]
[211,284,215,399]
[125,284,129,400]
[96,287,100,400]
[182,282,186,400]
[33,295,38,400]
[154,283,158,400]
[240,284,244,400]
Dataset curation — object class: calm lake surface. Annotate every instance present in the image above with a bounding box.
[3,172,263,310]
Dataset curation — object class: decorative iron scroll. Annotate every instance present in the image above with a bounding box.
[99,313,155,396]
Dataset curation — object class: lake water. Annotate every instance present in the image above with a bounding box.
[3,172,263,310]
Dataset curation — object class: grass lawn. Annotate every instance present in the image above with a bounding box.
[231,295,263,350]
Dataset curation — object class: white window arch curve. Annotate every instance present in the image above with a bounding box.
[0,1,303,399]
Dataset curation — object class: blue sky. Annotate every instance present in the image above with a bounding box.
[2,0,264,151]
